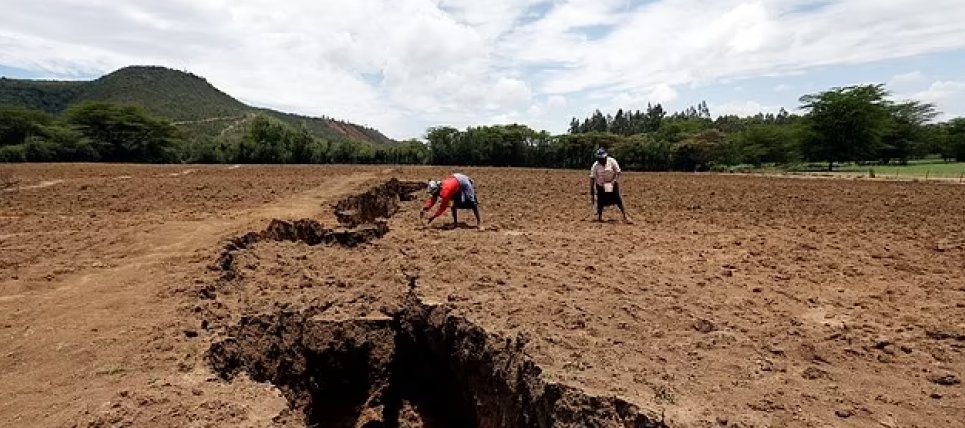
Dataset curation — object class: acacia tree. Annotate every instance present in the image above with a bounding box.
[798,84,893,171]
[943,118,965,161]
[880,100,939,165]
[64,101,180,162]
[0,107,54,146]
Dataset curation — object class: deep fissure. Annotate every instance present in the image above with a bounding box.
[208,178,425,282]
[202,177,666,427]
[333,178,425,228]
[207,295,666,428]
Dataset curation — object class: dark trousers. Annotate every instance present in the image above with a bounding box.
[595,183,624,216]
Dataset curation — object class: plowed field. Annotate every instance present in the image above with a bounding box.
[1,163,963,428]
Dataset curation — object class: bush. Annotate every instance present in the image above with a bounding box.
[0,144,28,162]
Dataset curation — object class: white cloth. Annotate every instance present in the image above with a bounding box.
[453,173,475,202]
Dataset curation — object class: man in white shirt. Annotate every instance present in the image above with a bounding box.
[589,147,632,223]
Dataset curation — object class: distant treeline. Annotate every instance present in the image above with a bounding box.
[2,83,964,169]
[427,84,965,171]
[0,101,430,164]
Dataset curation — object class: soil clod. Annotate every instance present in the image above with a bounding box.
[927,373,961,386]
[693,319,717,334]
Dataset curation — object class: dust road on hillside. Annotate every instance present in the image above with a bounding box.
[0,163,963,428]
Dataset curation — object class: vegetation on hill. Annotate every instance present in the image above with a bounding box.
[0,65,395,146]
[0,101,428,164]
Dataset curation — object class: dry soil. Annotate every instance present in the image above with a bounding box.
[1,163,963,428]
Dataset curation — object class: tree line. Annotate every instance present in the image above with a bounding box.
[427,84,965,171]
[2,83,964,169]
[0,101,430,164]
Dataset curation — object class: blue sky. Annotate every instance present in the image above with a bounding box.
[2,0,964,139]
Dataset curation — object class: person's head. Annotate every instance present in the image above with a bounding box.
[427,180,442,196]
[595,147,608,165]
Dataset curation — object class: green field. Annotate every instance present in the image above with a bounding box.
[734,159,965,181]
[831,160,965,179]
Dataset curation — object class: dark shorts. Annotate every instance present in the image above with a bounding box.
[596,183,623,209]
[454,194,478,210]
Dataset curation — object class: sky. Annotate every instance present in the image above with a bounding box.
[2,0,965,140]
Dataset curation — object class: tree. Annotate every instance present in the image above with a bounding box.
[425,126,461,165]
[880,101,939,164]
[0,107,54,146]
[246,115,294,163]
[643,103,665,133]
[734,124,801,167]
[394,140,431,165]
[587,110,608,133]
[798,84,893,171]
[944,118,965,161]
[568,117,581,134]
[610,109,631,136]
[64,101,180,163]
[673,129,727,171]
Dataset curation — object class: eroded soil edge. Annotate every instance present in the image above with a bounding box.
[207,293,666,428]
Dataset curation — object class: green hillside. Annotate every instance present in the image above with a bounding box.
[0,65,396,146]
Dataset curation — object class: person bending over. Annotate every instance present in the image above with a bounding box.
[421,172,481,228]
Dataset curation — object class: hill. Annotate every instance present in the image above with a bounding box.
[0,65,396,146]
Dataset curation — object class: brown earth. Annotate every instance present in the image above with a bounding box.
[1,163,963,428]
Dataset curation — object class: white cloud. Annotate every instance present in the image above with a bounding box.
[911,81,965,103]
[888,80,965,119]
[711,100,784,117]
[774,83,793,92]
[888,71,926,87]
[611,84,679,108]
[2,0,965,138]
[546,95,568,110]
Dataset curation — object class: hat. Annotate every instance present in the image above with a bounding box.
[595,147,608,159]
[427,180,441,194]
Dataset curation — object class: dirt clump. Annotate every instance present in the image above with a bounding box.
[0,170,18,190]
[207,294,666,428]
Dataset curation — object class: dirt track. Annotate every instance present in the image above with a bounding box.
[1,164,963,428]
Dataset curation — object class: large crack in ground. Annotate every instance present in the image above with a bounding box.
[334,178,425,228]
[207,294,667,428]
[206,178,425,285]
[200,177,666,427]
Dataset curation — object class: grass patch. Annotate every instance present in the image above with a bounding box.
[836,161,965,178]
[737,159,965,180]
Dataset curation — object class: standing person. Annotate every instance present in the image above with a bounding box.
[421,172,481,228]
[590,147,632,223]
